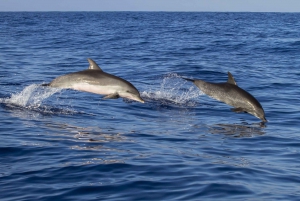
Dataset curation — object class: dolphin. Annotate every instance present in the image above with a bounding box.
[183,72,267,122]
[42,58,145,103]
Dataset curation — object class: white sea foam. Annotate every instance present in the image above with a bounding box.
[141,73,202,107]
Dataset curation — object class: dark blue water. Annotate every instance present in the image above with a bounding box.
[1,12,300,200]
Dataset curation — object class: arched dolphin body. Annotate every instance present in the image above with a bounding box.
[43,58,144,103]
[183,72,267,122]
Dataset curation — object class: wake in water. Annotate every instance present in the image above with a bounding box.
[0,84,77,115]
[141,73,203,107]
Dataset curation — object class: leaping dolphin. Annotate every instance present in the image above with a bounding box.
[183,72,267,122]
[42,58,145,103]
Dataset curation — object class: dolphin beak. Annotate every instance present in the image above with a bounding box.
[138,98,145,103]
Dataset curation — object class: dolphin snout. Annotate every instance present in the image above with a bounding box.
[137,97,145,103]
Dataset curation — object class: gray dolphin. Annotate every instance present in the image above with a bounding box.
[183,72,267,122]
[42,58,145,103]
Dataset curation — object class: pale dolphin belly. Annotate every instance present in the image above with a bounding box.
[72,83,121,95]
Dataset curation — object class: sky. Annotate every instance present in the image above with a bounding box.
[0,0,300,12]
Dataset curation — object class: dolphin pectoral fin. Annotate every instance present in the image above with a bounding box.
[230,107,246,113]
[103,93,120,99]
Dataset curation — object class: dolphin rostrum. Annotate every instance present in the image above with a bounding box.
[183,72,267,122]
[42,58,145,103]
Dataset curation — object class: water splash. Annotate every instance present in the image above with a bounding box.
[0,84,80,117]
[0,84,61,108]
[141,73,203,107]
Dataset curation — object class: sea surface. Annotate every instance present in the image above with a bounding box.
[0,12,300,201]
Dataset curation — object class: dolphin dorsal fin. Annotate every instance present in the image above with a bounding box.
[227,72,237,85]
[87,58,103,71]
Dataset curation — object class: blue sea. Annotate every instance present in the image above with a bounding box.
[1,12,300,200]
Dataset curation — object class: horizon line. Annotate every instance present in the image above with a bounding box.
[0,10,300,13]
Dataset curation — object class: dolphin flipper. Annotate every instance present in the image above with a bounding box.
[230,107,247,113]
[103,93,120,99]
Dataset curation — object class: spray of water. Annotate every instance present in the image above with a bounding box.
[0,84,62,108]
[0,85,93,117]
[141,73,202,107]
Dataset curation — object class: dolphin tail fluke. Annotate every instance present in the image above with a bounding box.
[181,77,195,82]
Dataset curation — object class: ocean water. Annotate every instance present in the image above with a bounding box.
[0,12,300,200]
